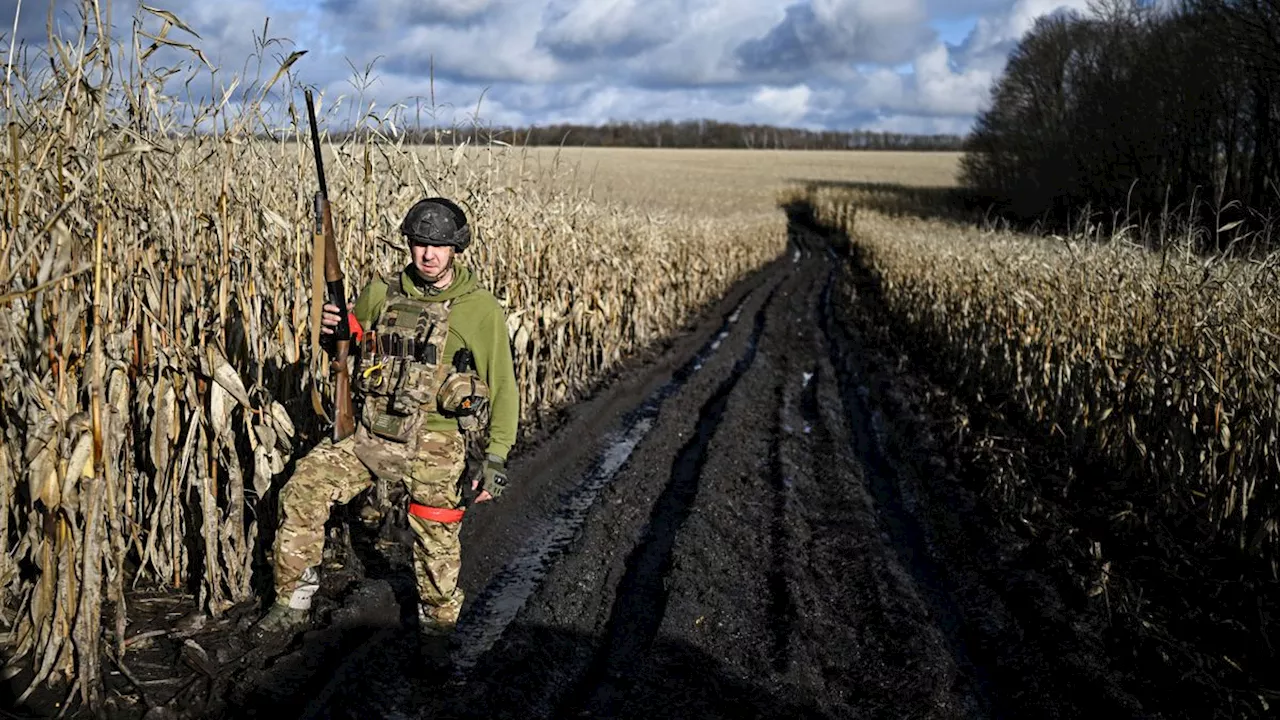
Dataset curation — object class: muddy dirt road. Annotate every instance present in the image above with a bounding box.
[202,227,1153,720]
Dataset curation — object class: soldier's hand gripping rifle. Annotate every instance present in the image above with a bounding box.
[305,88,357,442]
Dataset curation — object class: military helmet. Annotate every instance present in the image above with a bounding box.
[400,197,471,251]
[438,369,490,418]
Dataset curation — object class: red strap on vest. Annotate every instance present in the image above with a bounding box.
[408,502,465,524]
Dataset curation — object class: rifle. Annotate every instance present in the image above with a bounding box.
[305,88,357,442]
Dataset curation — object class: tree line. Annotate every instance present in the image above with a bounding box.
[961,0,1280,246]
[358,119,964,151]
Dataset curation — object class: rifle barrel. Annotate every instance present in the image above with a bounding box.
[304,89,328,200]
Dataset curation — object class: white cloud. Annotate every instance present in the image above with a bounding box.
[619,0,783,86]
[864,113,975,135]
[1004,0,1093,37]
[320,0,497,28]
[913,44,996,116]
[537,0,681,60]
[736,0,934,73]
[856,69,909,109]
[752,85,813,125]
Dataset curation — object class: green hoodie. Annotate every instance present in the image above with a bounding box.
[351,263,518,461]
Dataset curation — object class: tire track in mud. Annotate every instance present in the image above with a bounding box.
[766,374,799,673]
[762,306,827,677]
[447,279,779,677]
[816,262,997,718]
[562,285,778,717]
[762,352,824,677]
[765,359,824,676]
[632,255,968,718]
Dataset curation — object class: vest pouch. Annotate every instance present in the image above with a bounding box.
[369,411,414,443]
[397,362,438,408]
[367,359,437,443]
[362,356,414,443]
[456,397,490,433]
[358,280,454,446]
[438,366,490,435]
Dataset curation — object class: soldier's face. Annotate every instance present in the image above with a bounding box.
[411,243,454,284]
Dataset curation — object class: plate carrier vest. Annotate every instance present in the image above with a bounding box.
[356,274,455,443]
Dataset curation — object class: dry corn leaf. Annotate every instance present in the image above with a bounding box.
[152,379,176,475]
[207,346,252,408]
[270,402,295,440]
[210,378,234,442]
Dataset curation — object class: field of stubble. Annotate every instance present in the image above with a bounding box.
[517,147,962,213]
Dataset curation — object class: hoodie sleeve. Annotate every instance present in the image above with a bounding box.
[352,276,390,328]
[471,298,519,462]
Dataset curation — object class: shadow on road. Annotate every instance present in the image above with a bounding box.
[445,622,830,720]
[222,614,830,720]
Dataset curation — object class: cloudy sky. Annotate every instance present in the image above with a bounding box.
[3,0,1096,134]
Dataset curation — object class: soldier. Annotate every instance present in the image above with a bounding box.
[254,197,519,639]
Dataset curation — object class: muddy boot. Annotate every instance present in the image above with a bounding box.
[416,604,456,669]
[358,502,383,528]
[252,601,309,640]
[417,604,457,637]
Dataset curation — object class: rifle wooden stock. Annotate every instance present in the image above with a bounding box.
[320,200,356,442]
[307,88,357,442]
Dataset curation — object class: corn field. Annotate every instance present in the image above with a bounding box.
[802,184,1280,573]
[0,7,785,705]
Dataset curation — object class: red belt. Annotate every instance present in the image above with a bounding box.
[408,502,465,524]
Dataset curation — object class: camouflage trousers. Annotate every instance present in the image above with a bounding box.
[271,425,468,627]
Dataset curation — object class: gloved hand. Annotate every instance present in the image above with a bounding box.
[480,453,508,499]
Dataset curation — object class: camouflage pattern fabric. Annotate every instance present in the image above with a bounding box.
[403,430,467,626]
[271,425,467,624]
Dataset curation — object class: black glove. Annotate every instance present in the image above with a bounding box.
[481,454,509,499]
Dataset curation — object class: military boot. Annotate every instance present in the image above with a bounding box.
[416,605,456,671]
[252,601,309,639]
[418,603,457,638]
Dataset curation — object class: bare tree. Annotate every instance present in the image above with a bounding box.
[962,0,1280,246]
